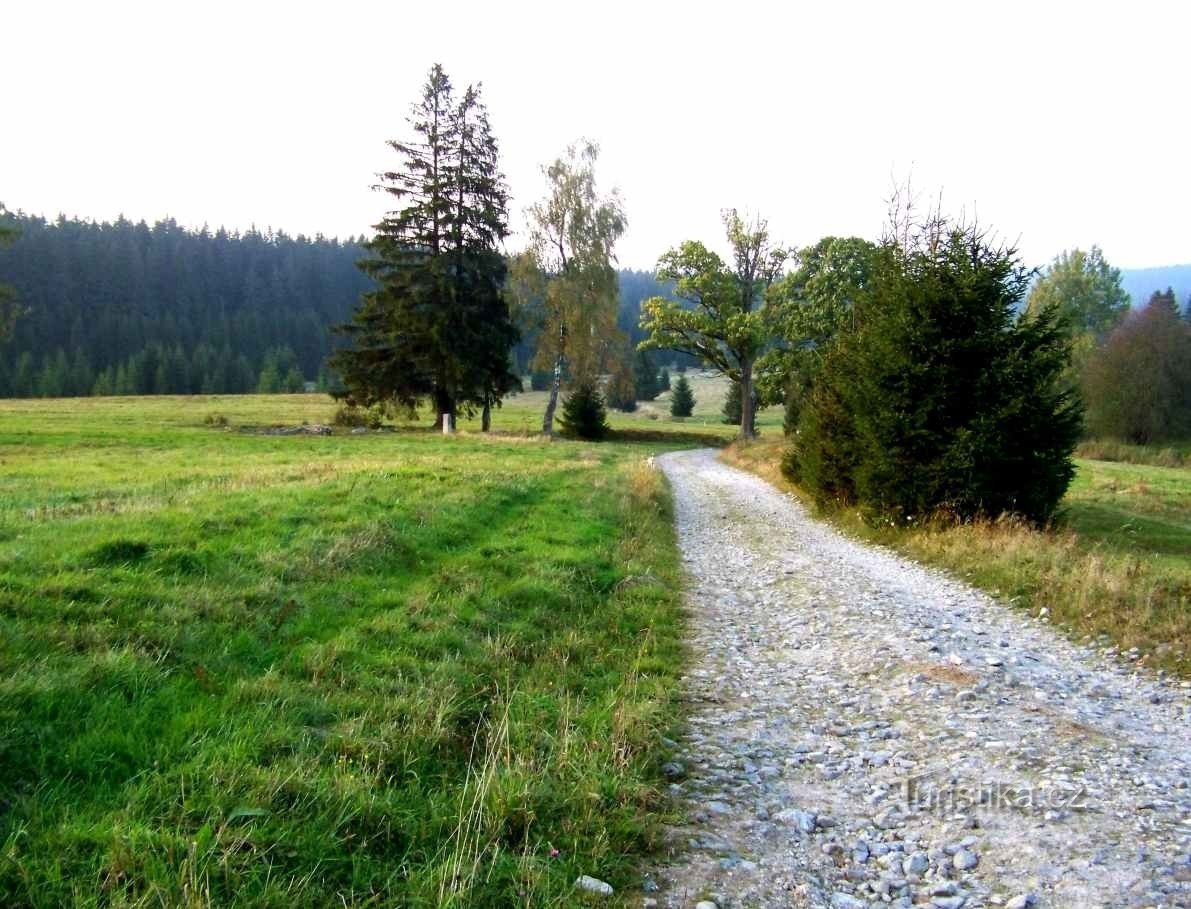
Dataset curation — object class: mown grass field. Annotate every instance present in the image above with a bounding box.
[727,439,1191,676]
[0,393,715,907]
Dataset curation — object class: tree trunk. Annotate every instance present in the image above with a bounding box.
[740,360,756,440]
[542,354,564,436]
[481,399,491,432]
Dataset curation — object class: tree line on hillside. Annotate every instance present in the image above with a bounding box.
[0,205,674,398]
[0,209,372,396]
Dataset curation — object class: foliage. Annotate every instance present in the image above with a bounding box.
[639,210,786,438]
[633,350,662,401]
[331,64,519,422]
[788,224,1082,525]
[721,380,756,434]
[1081,293,1191,443]
[559,379,610,439]
[332,403,382,429]
[0,395,686,905]
[761,236,877,406]
[669,375,695,417]
[606,352,638,412]
[516,142,626,435]
[1026,246,1130,339]
[0,209,369,396]
[0,207,23,342]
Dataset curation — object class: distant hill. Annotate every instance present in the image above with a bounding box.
[1119,264,1191,308]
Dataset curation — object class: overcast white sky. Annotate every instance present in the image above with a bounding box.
[4,1,1188,270]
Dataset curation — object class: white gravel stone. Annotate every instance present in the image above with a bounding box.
[574,874,613,896]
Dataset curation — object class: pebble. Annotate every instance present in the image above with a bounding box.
[575,874,613,896]
[953,848,979,871]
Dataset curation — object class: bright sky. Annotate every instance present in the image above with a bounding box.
[4,1,1188,270]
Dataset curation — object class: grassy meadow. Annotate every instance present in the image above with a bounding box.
[726,438,1191,676]
[2,381,1185,905]
[0,391,722,907]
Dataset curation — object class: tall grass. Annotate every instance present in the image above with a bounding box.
[0,396,688,906]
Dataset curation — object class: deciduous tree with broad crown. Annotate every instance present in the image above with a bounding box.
[1026,246,1130,340]
[639,210,786,439]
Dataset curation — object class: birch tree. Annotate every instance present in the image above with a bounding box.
[521,142,625,436]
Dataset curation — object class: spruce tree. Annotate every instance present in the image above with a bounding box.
[331,65,518,428]
[789,224,1081,525]
[670,375,695,417]
[559,379,610,439]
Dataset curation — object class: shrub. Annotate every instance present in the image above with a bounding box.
[670,376,695,418]
[788,226,1081,525]
[203,412,228,427]
[559,380,609,440]
[530,369,552,391]
[334,404,383,429]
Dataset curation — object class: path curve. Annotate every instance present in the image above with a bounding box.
[648,449,1189,909]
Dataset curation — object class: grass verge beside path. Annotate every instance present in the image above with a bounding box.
[0,396,688,906]
[724,439,1191,678]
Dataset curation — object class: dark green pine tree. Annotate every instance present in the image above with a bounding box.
[559,379,609,440]
[331,65,518,429]
[670,375,695,417]
[450,84,520,430]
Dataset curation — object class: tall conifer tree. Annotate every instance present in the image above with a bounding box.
[332,65,518,426]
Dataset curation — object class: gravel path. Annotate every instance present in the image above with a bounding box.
[646,449,1190,909]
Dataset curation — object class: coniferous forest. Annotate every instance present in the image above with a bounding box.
[0,211,373,396]
[0,208,673,398]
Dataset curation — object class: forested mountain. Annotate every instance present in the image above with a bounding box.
[0,208,680,398]
[0,208,373,397]
[1119,264,1191,310]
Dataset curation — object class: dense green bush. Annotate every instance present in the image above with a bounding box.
[786,227,1081,525]
[559,380,610,439]
[669,376,695,417]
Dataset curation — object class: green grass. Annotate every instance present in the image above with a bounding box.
[726,439,1191,677]
[0,394,700,907]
